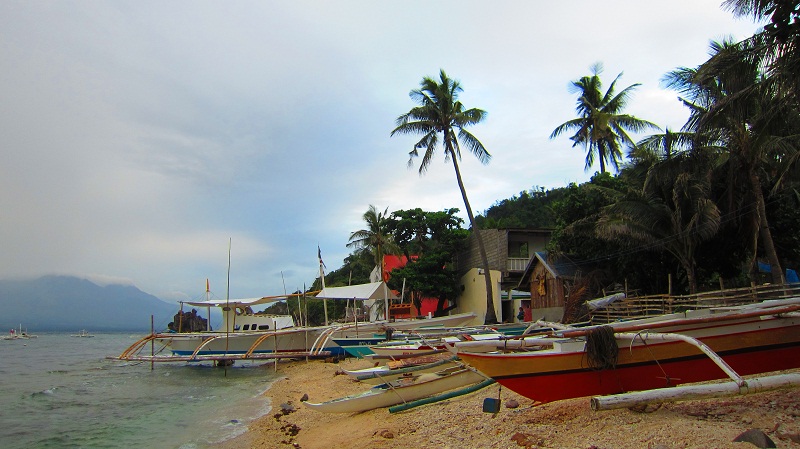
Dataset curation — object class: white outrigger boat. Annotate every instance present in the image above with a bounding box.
[2,324,37,340]
[113,281,477,364]
[304,365,487,413]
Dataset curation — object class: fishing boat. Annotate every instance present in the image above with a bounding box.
[114,281,477,363]
[2,324,38,340]
[71,329,94,338]
[303,366,487,413]
[455,298,800,405]
[366,330,504,358]
[343,355,462,385]
[114,293,336,363]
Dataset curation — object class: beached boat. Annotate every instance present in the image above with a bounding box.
[71,329,94,338]
[455,298,800,405]
[367,330,504,358]
[344,355,462,385]
[114,281,477,363]
[303,366,487,413]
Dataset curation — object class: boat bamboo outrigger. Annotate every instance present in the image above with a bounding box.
[455,297,800,406]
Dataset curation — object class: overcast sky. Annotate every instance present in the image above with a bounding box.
[0,1,764,303]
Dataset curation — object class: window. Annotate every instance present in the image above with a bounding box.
[508,241,529,258]
[258,325,271,330]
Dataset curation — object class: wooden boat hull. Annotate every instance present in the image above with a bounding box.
[346,357,462,385]
[458,308,800,404]
[331,336,386,358]
[303,367,486,413]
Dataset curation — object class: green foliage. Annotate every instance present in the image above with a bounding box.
[385,208,469,314]
[476,186,564,229]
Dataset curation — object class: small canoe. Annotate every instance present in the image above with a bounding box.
[303,366,486,413]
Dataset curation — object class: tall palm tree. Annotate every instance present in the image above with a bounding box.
[391,69,498,324]
[665,39,799,284]
[347,205,397,280]
[551,62,660,174]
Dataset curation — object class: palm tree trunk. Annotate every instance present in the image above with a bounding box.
[450,153,498,324]
[750,170,784,284]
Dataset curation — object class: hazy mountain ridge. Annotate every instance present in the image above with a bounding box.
[0,275,178,332]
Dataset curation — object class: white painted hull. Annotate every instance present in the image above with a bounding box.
[303,367,486,413]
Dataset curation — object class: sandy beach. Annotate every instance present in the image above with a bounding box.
[219,358,800,449]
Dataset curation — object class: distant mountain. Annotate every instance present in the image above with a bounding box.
[0,275,179,332]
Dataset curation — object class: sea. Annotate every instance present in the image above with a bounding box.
[0,332,281,449]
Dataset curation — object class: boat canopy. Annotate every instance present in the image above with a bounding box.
[183,295,289,308]
[315,281,398,301]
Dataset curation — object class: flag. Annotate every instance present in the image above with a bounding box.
[318,246,326,269]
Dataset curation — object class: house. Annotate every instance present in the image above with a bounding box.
[514,251,583,322]
[454,229,552,324]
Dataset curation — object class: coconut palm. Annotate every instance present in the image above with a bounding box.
[390,69,498,324]
[664,39,800,284]
[551,62,660,174]
[597,169,721,294]
[347,205,398,279]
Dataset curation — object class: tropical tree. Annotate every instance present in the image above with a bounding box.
[346,205,398,279]
[385,208,469,314]
[665,39,800,284]
[551,62,660,174]
[722,0,800,101]
[390,69,498,323]
[597,159,721,294]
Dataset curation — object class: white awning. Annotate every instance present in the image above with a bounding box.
[315,281,398,300]
[183,295,289,308]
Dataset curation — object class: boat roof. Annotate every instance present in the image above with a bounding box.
[183,295,289,308]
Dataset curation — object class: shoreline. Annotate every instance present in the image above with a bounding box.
[220,359,800,449]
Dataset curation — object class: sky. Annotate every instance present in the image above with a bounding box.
[0,1,765,303]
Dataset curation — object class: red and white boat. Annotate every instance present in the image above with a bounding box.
[454,298,800,404]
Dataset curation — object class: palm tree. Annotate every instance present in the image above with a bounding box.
[665,39,799,284]
[598,155,721,294]
[347,205,397,280]
[551,62,660,174]
[390,69,498,324]
[722,0,800,100]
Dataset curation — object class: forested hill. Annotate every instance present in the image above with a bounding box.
[476,186,565,229]
[0,275,177,332]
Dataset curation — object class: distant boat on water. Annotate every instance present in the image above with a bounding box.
[2,324,37,340]
[71,329,95,338]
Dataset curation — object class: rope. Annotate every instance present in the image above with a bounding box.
[584,326,619,370]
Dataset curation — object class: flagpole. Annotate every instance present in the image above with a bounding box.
[318,246,329,326]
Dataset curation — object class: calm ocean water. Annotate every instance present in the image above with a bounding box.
[0,333,280,449]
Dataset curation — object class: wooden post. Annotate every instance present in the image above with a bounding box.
[273,319,278,373]
[668,273,672,296]
[150,315,154,371]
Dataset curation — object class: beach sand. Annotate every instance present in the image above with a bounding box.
[221,358,800,449]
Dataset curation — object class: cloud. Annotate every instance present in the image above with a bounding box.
[0,1,765,299]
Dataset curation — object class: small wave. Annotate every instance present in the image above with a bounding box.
[31,387,57,397]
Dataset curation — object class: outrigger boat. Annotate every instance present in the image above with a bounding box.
[114,293,337,363]
[113,281,478,364]
[304,365,487,413]
[343,354,462,385]
[454,298,800,406]
[2,324,37,340]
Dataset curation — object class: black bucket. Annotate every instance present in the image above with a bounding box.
[482,397,501,413]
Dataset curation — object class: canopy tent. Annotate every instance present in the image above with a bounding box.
[315,281,398,301]
[316,281,398,322]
